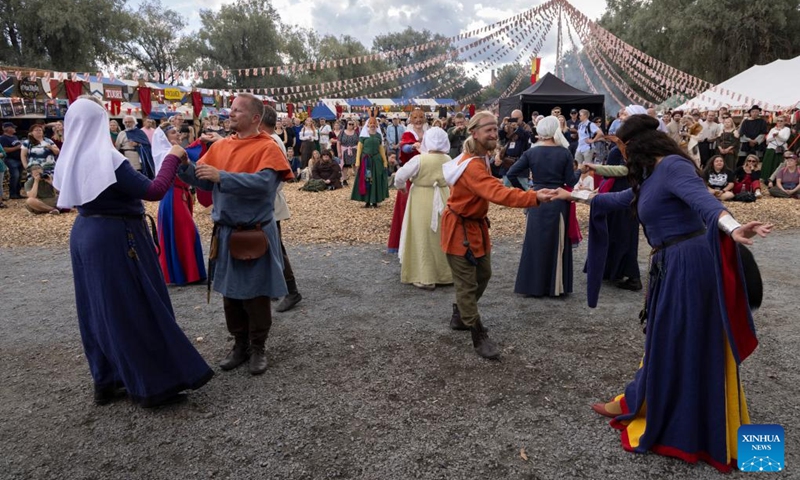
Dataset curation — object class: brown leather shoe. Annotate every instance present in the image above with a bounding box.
[471,320,500,359]
[248,345,268,375]
[219,339,249,371]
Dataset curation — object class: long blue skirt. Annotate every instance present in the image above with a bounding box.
[70,216,213,406]
[514,199,573,296]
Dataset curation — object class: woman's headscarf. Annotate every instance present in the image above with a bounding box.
[535,116,570,148]
[53,98,126,208]
[420,127,450,154]
[360,117,383,140]
[624,105,648,116]
[151,126,173,175]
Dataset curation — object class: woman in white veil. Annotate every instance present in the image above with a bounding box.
[55,97,213,407]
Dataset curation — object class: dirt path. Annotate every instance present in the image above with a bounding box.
[1,232,797,479]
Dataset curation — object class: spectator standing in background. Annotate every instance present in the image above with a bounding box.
[761,116,791,180]
[318,118,332,153]
[0,122,23,199]
[386,115,406,159]
[447,113,468,158]
[115,115,143,172]
[109,120,121,143]
[738,105,769,165]
[575,109,603,165]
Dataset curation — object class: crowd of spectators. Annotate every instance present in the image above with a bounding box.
[2,104,798,210]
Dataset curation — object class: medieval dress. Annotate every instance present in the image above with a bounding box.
[387,129,422,252]
[350,133,389,204]
[156,135,206,286]
[586,154,758,472]
[395,152,452,286]
[507,145,574,297]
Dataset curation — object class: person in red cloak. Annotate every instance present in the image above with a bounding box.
[387,108,426,253]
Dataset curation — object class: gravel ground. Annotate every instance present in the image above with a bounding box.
[0,231,798,480]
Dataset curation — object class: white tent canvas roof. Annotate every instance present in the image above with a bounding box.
[678,56,800,111]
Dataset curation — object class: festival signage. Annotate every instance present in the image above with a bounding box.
[104,86,124,100]
[202,96,215,105]
[164,88,183,101]
[19,79,41,99]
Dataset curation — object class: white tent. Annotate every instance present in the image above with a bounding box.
[678,56,800,112]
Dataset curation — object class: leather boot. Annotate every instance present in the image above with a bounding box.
[616,277,643,291]
[450,303,469,330]
[275,292,302,312]
[450,304,487,332]
[249,344,268,375]
[219,337,249,371]
[471,320,500,359]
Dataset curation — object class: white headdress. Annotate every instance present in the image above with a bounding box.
[536,116,570,149]
[420,127,450,154]
[54,99,126,208]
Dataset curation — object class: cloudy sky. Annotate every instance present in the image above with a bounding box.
[146,0,607,86]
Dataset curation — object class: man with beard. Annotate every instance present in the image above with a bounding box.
[441,111,557,359]
[115,115,144,172]
[738,105,769,163]
[178,93,293,375]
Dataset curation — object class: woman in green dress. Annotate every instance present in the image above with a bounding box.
[351,117,389,207]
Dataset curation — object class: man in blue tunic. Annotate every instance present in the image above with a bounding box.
[178,93,294,375]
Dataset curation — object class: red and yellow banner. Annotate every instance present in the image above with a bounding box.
[531,57,542,84]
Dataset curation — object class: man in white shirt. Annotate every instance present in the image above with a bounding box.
[575,109,603,165]
[698,111,722,167]
[318,118,331,152]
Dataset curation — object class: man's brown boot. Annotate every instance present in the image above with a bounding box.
[249,344,268,375]
[219,337,249,371]
[471,320,500,359]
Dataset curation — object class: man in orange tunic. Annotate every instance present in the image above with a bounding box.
[441,111,558,359]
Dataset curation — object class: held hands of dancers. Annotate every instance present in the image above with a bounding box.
[169,145,188,164]
[535,188,559,203]
[551,187,595,203]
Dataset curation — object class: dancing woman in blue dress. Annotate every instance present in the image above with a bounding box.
[556,114,772,472]
[54,97,213,407]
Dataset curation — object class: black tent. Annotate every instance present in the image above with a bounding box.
[499,73,605,124]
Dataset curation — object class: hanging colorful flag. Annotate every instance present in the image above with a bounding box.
[530,57,542,84]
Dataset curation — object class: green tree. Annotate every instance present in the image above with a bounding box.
[184,0,285,89]
[118,0,188,84]
[600,0,800,84]
[0,0,132,71]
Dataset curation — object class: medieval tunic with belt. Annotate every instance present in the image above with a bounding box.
[178,132,294,300]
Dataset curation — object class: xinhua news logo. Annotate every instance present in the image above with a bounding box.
[738,424,785,472]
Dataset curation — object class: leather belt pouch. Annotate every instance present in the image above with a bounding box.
[229,224,268,261]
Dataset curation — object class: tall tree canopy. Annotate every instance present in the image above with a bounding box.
[0,0,132,70]
[600,0,800,84]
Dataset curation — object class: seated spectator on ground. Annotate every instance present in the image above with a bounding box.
[574,162,594,191]
[311,150,342,190]
[703,155,735,201]
[768,152,800,199]
[767,150,797,187]
[732,155,763,200]
[25,165,60,214]
[22,124,59,173]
